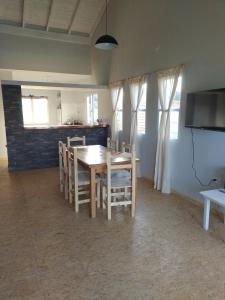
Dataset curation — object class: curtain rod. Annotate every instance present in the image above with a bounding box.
[126,72,150,81]
[109,63,184,86]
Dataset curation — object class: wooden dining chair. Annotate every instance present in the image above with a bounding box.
[58,141,69,200]
[67,135,88,173]
[122,142,140,177]
[67,136,86,147]
[68,147,100,212]
[58,141,64,193]
[58,142,69,200]
[121,142,132,153]
[102,150,136,220]
[107,137,118,152]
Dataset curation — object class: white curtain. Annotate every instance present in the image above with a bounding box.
[128,75,147,146]
[154,65,183,193]
[110,82,123,147]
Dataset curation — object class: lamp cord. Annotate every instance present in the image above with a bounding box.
[105,0,108,34]
[190,128,215,187]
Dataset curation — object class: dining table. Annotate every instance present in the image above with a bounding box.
[73,144,138,218]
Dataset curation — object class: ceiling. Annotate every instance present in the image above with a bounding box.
[0,0,106,40]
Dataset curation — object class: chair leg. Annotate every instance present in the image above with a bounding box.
[68,161,73,204]
[59,156,64,192]
[75,187,79,213]
[60,176,64,193]
[69,177,73,204]
[124,187,128,207]
[107,189,111,220]
[97,182,100,208]
[75,201,79,213]
[131,189,135,218]
[64,173,69,200]
[102,186,106,209]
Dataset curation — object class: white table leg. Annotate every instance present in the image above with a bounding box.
[203,198,211,231]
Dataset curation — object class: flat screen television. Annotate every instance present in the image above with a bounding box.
[185,88,225,131]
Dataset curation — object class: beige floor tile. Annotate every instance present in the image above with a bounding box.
[0,162,225,300]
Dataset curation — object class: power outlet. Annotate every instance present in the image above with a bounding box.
[212,177,223,185]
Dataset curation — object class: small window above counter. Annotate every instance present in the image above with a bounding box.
[21,86,111,128]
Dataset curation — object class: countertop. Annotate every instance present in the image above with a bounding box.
[24,124,109,130]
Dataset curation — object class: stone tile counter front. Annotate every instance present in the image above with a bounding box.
[2,84,109,171]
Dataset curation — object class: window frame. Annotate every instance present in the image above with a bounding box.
[22,95,49,126]
[87,93,98,125]
[116,88,123,132]
[137,82,147,135]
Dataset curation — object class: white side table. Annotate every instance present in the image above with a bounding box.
[200,189,225,231]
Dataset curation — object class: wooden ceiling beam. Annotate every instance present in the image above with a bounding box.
[22,0,26,27]
[46,0,54,31]
[68,0,81,34]
[0,23,90,45]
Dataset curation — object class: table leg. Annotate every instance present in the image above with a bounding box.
[203,198,210,231]
[90,167,96,218]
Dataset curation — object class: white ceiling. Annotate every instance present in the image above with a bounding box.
[0,0,106,39]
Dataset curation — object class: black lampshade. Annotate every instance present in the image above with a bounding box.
[95,34,118,50]
[94,0,118,50]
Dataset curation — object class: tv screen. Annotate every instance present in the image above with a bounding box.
[185,89,225,131]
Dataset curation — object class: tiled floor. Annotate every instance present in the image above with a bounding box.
[0,161,225,300]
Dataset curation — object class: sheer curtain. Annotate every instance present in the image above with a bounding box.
[154,65,183,193]
[109,82,123,149]
[128,75,147,146]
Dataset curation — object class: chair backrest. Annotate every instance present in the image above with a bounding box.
[107,137,118,151]
[68,146,78,187]
[58,141,66,167]
[121,142,132,153]
[67,136,86,147]
[62,143,68,172]
[58,141,64,190]
[106,149,136,188]
[58,141,64,157]
[68,146,78,168]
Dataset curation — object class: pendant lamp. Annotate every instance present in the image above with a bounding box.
[95,0,118,50]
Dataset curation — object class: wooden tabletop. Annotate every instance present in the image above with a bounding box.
[74,145,138,167]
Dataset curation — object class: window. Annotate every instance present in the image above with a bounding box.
[87,94,98,124]
[170,76,182,139]
[158,76,182,140]
[117,88,123,131]
[22,96,49,126]
[137,82,147,134]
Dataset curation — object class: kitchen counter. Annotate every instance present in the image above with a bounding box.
[2,84,109,171]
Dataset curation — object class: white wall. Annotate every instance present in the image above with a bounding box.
[92,0,225,202]
[61,90,87,123]
[0,32,91,75]
[98,89,112,125]
[0,70,13,159]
